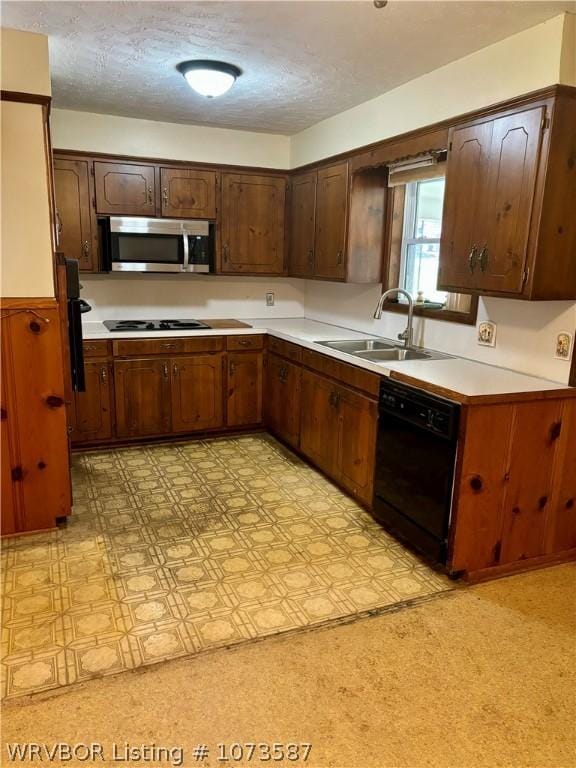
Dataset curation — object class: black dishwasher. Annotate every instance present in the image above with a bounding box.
[372,379,460,565]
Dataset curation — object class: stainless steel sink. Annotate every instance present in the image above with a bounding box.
[315,338,450,364]
[315,339,396,354]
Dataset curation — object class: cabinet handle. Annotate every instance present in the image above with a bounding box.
[147,186,153,204]
[223,243,229,263]
[337,250,343,265]
[479,245,488,272]
[56,210,63,234]
[160,342,176,349]
[229,361,235,375]
[238,339,251,346]
[100,367,107,383]
[162,187,169,206]
[173,363,178,376]
[308,249,314,266]
[163,363,169,379]
[468,245,478,273]
[83,240,90,257]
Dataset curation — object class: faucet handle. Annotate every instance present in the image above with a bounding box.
[397,329,408,341]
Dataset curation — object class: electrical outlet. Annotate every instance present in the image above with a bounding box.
[477,321,496,347]
[265,292,275,307]
[555,332,572,360]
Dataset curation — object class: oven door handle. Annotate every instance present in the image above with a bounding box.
[183,233,190,271]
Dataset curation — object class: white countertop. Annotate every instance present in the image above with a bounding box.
[82,317,571,399]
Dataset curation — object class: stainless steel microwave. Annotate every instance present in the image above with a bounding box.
[102,217,214,273]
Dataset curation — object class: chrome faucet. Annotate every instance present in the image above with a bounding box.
[373,288,414,349]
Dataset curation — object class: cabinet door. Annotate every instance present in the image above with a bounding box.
[221,173,286,274]
[70,361,113,444]
[548,399,576,553]
[94,162,156,216]
[264,353,301,448]
[477,107,544,294]
[336,385,377,505]
[114,358,171,437]
[171,354,224,433]
[227,352,263,427]
[500,400,563,564]
[438,121,492,291]
[1,366,17,535]
[314,162,348,280]
[160,168,217,219]
[300,370,339,477]
[53,158,96,271]
[289,171,317,277]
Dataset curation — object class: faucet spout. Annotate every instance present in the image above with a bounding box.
[372,287,414,349]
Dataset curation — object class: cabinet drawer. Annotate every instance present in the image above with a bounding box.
[267,336,303,363]
[226,335,265,351]
[113,336,224,357]
[83,340,110,358]
[301,349,379,398]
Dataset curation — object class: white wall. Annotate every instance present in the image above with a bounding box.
[290,13,568,167]
[303,283,575,384]
[51,109,290,169]
[80,274,305,321]
[0,28,54,297]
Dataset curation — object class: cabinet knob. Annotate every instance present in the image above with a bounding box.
[468,245,478,273]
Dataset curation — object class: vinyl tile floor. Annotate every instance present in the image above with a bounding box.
[1,434,451,700]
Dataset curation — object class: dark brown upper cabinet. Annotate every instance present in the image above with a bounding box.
[289,162,386,283]
[160,168,217,219]
[289,171,317,278]
[53,157,97,271]
[220,172,287,275]
[439,93,576,300]
[94,161,156,216]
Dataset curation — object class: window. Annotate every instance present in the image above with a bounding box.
[401,178,446,304]
[382,162,477,325]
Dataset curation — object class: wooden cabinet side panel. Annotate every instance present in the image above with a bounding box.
[171,354,224,432]
[1,308,71,531]
[449,404,513,572]
[547,399,576,552]
[500,399,565,564]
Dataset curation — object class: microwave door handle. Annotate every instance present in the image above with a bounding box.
[182,232,190,271]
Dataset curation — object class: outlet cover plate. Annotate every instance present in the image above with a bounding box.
[555,332,572,360]
[477,321,496,347]
[265,292,275,307]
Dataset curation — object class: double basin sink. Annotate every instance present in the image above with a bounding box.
[315,338,450,363]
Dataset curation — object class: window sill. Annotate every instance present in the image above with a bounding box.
[382,297,478,326]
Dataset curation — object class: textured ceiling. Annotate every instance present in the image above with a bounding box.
[3,1,575,133]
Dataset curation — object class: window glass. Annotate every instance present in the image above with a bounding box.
[401,178,447,304]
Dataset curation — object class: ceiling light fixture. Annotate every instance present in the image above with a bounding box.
[177,60,242,98]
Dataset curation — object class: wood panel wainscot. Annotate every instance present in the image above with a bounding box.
[1,300,71,534]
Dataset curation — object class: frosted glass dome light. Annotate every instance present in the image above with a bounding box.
[177,60,242,98]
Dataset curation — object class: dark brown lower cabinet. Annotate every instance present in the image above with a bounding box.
[264,352,302,449]
[114,358,172,438]
[70,361,113,443]
[227,351,263,427]
[300,369,377,505]
[171,355,224,432]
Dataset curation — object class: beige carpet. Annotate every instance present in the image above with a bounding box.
[1,435,448,700]
[3,564,575,768]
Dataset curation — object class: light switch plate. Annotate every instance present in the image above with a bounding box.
[477,321,496,347]
[555,331,572,360]
[266,292,275,307]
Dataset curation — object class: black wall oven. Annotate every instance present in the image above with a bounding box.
[373,379,460,565]
[101,217,214,273]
